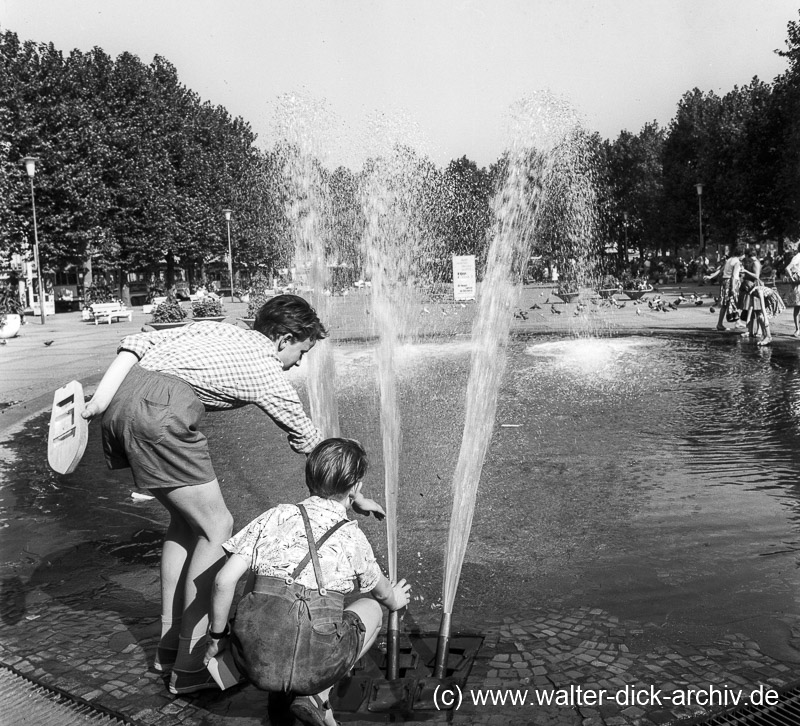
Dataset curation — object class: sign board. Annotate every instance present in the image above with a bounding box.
[452,255,476,301]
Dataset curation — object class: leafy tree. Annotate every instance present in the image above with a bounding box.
[441,156,491,260]
[0,28,283,290]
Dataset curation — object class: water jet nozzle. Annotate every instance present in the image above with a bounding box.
[432,611,452,679]
[387,610,400,680]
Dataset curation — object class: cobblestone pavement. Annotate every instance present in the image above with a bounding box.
[2,284,800,725]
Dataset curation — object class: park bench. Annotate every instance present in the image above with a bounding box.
[90,301,132,325]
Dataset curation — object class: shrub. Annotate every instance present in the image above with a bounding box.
[622,276,649,291]
[151,293,188,323]
[84,283,117,305]
[0,284,24,327]
[557,281,579,296]
[246,273,274,317]
[192,295,224,318]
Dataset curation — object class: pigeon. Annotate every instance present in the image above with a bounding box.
[550,305,562,315]
[636,308,641,316]
[710,306,716,313]
[530,303,541,310]
[44,340,54,346]
[695,299,704,306]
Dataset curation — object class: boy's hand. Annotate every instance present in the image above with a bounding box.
[203,638,226,666]
[391,578,412,611]
[81,399,103,421]
[352,494,386,520]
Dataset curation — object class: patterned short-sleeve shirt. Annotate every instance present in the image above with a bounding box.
[223,496,382,594]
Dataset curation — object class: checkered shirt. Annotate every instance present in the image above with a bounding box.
[118,322,322,454]
[223,496,382,594]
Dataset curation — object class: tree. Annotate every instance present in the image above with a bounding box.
[441,156,491,261]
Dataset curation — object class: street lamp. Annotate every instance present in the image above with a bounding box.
[222,209,234,303]
[695,183,704,259]
[622,210,629,265]
[22,156,47,325]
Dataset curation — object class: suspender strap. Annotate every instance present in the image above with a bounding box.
[291,505,349,593]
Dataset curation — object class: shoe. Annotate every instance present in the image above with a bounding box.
[757,337,773,347]
[152,646,177,674]
[168,667,221,695]
[290,693,333,726]
[716,325,726,331]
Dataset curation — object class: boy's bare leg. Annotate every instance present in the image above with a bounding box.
[149,493,195,671]
[346,598,384,658]
[153,480,233,674]
[303,599,383,726]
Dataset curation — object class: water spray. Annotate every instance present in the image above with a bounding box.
[433,97,594,674]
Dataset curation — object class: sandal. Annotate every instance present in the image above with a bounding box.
[168,667,220,695]
[152,645,177,674]
[291,693,334,726]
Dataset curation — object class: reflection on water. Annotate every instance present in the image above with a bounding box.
[516,333,800,504]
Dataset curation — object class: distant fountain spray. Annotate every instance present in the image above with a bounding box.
[434,94,596,675]
[275,94,340,437]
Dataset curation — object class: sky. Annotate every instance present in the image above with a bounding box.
[2,0,798,169]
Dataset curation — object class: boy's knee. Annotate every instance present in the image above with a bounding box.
[197,508,233,543]
[348,597,382,625]
[214,509,234,540]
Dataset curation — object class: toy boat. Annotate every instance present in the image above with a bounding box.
[47,380,89,475]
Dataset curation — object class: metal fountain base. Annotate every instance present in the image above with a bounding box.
[330,631,484,721]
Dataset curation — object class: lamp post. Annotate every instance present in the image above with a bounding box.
[622,210,629,265]
[222,209,234,303]
[22,156,46,325]
[695,183,704,259]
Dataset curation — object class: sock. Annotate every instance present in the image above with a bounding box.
[158,617,180,649]
[173,633,208,673]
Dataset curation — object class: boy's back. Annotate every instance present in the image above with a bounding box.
[223,495,382,594]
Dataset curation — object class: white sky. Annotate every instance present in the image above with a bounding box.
[1,0,797,168]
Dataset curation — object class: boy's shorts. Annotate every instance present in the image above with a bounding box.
[101,364,216,489]
[231,576,367,695]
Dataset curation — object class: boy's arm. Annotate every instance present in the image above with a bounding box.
[204,554,249,663]
[254,367,323,454]
[370,573,411,612]
[82,351,138,420]
[352,492,386,520]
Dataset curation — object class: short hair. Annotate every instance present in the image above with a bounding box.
[254,294,328,342]
[305,438,368,498]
